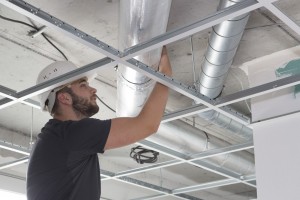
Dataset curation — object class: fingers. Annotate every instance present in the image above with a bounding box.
[158,46,172,76]
[161,46,168,56]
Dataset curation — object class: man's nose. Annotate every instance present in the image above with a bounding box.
[90,86,97,93]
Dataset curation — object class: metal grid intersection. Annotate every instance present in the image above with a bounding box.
[0,140,254,199]
[0,0,300,199]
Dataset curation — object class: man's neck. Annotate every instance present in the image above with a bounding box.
[53,109,87,121]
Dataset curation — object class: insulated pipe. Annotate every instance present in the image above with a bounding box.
[148,120,255,175]
[198,0,252,141]
[117,0,172,117]
[199,110,252,141]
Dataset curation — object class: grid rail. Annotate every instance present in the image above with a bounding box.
[1,0,300,199]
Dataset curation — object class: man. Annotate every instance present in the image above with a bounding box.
[26,47,172,200]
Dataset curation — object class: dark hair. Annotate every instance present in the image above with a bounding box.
[51,86,73,116]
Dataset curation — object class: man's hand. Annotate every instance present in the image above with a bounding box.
[158,46,172,77]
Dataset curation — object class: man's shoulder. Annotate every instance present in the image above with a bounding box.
[39,119,68,138]
[75,118,111,126]
[41,118,111,136]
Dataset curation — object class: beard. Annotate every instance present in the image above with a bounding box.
[68,90,99,117]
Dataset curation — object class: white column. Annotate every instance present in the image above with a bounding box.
[253,113,300,200]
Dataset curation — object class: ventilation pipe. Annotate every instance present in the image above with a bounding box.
[198,0,252,140]
[117,0,254,176]
[117,0,172,117]
[148,120,254,175]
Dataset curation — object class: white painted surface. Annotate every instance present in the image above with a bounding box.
[253,113,300,200]
[248,45,300,122]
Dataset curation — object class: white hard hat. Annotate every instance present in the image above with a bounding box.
[36,61,95,113]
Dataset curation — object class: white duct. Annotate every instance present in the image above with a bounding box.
[117,0,254,176]
[117,0,172,116]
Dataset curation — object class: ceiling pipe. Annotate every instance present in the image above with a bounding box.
[199,109,252,141]
[117,0,172,117]
[198,0,252,141]
[199,0,250,98]
[148,120,254,175]
[117,0,254,176]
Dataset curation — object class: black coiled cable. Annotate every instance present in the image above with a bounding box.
[130,146,159,164]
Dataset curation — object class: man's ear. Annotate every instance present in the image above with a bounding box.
[57,92,72,105]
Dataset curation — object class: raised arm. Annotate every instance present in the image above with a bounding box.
[104,46,172,150]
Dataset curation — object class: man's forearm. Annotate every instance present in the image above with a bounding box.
[105,47,172,150]
[138,81,169,132]
[138,47,171,132]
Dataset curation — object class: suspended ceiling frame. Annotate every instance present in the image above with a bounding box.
[0,0,300,199]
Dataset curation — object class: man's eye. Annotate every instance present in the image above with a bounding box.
[80,82,89,87]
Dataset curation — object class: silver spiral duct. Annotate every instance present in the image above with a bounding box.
[200,110,252,140]
[117,0,254,176]
[199,0,250,98]
[198,0,252,141]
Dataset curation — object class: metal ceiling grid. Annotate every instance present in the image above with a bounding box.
[0,0,300,199]
[0,140,254,199]
[0,157,28,170]
[0,0,261,125]
[137,140,255,187]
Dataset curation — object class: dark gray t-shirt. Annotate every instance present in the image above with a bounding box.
[27,118,111,200]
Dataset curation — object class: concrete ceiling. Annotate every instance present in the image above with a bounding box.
[0,0,300,199]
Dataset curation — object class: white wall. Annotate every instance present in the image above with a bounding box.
[247,45,300,122]
[253,113,300,200]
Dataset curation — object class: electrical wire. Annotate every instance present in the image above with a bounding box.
[203,131,210,151]
[0,14,68,60]
[41,33,68,60]
[1,14,118,115]
[96,95,116,113]
[0,14,36,29]
[130,146,159,164]
[1,14,160,165]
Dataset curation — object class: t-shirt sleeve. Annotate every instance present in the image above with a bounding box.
[64,118,111,154]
